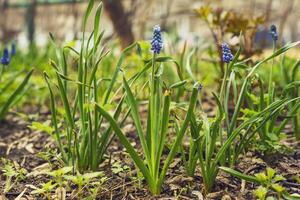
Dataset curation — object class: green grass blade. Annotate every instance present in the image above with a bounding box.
[94,103,153,185]
[219,167,259,183]
[155,91,171,176]
[93,2,103,45]
[123,76,151,165]
[0,69,34,119]
[158,83,199,187]
[83,0,94,33]
[247,41,300,78]
[43,72,67,162]
[292,60,300,82]
[103,43,140,105]
[55,72,74,129]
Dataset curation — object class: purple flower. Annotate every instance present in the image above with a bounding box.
[0,47,10,65]
[269,24,278,41]
[198,83,203,91]
[221,43,233,63]
[151,25,163,54]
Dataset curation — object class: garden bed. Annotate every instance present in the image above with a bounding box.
[1,109,299,200]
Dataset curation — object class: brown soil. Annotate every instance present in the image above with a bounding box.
[0,109,299,200]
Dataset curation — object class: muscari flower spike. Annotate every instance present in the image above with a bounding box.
[151,25,163,54]
[0,47,10,65]
[221,43,233,63]
[11,42,16,56]
[198,83,203,91]
[269,24,278,41]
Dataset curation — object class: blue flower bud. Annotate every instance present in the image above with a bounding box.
[198,83,203,91]
[151,25,163,54]
[269,24,278,41]
[1,47,10,65]
[221,43,233,63]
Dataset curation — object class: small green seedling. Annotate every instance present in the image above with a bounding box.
[45,166,73,188]
[31,181,57,200]
[86,179,108,200]
[220,167,300,200]
[111,162,130,175]
[1,158,27,193]
[64,171,105,199]
[28,121,55,136]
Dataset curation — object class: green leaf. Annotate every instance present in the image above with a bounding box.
[93,2,103,44]
[158,83,199,188]
[266,167,276,180]
[122,76,151,164]
[219,167,260,183]
[254,186,268,200]
[0,69,33,119]
[255,172,268,183]
[282,192,300,200]
[82,172,104,179]
[103,42,140,104]
[47,167,73,177]
[271,183,285,193]
[83,0,94,32]
[185,48,196,81]
[94,103,153,187]
[273,175,286,183]
[170,80,187,89]
[28,121,54,135]
[248,41,300,78]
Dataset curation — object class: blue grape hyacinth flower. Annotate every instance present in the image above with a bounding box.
[11,42,16,56]
[221,43,233,63]
[0,47,10,65]
[198,83,203,91]
[269,24,278,41]
[151,25,163,54]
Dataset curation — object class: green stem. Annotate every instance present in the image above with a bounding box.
[157,84,199,191]
[219,63,228,102]
[0,65,3,82]
[266,41,276,136]
[219,63,228,164]
[268,41,276,105]
[150,53,157,177]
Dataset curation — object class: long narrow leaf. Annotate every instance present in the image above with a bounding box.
[0,69,34,119]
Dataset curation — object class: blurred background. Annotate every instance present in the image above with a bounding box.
[0,0,299,50]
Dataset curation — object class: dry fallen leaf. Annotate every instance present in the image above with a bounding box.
[192,190,204,200]
[25,143,35,154]
[240,180,246,193]
[169,158,181,168]
[221,194,231,200]
[166,175,193,184]
[15,188,27,200]
[55,187,66,200]
[207,191,223,199]
[25,184,39,190]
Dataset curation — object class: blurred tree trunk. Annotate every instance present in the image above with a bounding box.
[161,0,174,29]
[260,0,273,48]
[265,0,273,22]
[249,0,256,15]
[26,0,37,44]
[103,0,134,49]
[278,0,294,44]
[72,0,79,40]
[1,0,9,42]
